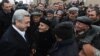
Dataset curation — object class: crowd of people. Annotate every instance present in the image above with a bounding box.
[0,0,100,56]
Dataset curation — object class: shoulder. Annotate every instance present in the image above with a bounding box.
[0,10,5,16]
[53,42,78,56]
[92,25,100,32]
[1,26,15,41]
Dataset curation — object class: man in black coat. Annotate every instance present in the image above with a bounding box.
[0,1,14,37]
[0,9,31,56]
[48,22,79,56]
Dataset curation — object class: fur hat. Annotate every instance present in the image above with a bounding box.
[46,10,54,14]
[40,19,51,27]
[54,22,74,40]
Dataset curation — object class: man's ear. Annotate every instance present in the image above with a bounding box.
[97,15,99,19]
[45,25,49,31]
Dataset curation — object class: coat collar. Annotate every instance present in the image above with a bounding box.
[8,26,29,44]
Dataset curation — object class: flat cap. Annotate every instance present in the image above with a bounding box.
[31,11,42,16]
[68,7,79,11]
[77,16,93,25]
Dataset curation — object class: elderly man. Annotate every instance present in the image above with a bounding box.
[62,7,79,24]
[75,16,100,56]
[0,9,31,56]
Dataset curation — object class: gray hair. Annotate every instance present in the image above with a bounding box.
[12,9,30,24]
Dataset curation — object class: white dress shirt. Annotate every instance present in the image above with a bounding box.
[12,25,27,41]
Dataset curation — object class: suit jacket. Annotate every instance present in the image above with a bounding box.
[0,26,31,56]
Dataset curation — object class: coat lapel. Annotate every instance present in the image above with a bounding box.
[10,26,29,45]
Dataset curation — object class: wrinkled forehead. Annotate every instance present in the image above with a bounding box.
[3,3,12,7]
[76,21,86,26]
[69,10,78,14]
[54,4,59,7]
[38,4,44,7]
[88,11,96,15]
[87,8,94,12]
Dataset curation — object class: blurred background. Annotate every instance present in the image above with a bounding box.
[0,0,99,6]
